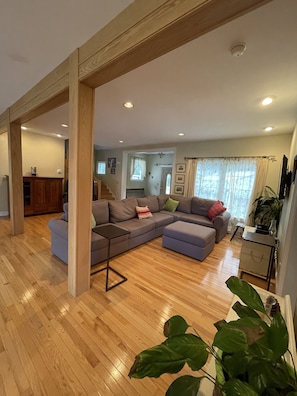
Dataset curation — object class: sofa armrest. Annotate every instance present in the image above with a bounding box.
[213,210,231,228]
[48,218,68,239]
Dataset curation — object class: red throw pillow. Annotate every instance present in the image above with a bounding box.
[207,201,226,221]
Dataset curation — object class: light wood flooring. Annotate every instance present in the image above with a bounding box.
[0,214,272,395]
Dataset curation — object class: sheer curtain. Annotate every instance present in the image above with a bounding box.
[194,158,257,227]
[184,159,198,197]
[245,157,269,225]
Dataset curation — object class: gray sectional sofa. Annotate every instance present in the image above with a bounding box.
[48,194,231,266]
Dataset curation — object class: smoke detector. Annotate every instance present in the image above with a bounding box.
[231,43,247,57]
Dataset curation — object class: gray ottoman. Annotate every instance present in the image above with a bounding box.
[162,221,216,261]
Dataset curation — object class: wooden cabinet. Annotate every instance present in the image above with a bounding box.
[23,177,63,216]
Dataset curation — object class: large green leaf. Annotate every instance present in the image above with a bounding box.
[226,276,266,313]
[248,358,292,393]
[267,312,289,358]
[222,378,259,396]
[222,350,251,378]
[225,317,268,346]
[166,375,202,396]
[164,334,209,371]
[232,301,261,319]
[164,315,189,337]
[128,344,186,378]
[213,327,248,352]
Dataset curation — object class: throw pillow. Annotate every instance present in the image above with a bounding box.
[163,197,180,212]
[136,206,153,219]
[207,200,226,221]
[91,213,96,228]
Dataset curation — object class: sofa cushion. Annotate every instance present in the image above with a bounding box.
[109,197,138,223]
[191,197,216,216]
[136,205,153,219]
[117,218,155,238]
[61,202,69,221]
[137,195,159,213]
[158,195,170,211]
[170,195,192,214]
[207,200,226,221]
[163,197,180,212]
[92,199,109,225]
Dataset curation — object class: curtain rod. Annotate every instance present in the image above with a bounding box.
[184,155,276,161]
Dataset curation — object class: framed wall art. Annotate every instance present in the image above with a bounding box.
[176,163,186,173]
[175,174,185,184]
[174,185,184,194]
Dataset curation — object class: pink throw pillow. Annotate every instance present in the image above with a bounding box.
[207,201,226,221]
[136,206,153,219]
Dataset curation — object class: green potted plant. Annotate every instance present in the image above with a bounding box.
[251,186,284,229]
[129,276,297,395]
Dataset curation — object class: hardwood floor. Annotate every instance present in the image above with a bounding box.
[0,214,268,395]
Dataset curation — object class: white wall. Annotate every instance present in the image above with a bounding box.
[0,133,9,215]
[0,131,65,216]
[22,131,65,177]
[276,125,297,313]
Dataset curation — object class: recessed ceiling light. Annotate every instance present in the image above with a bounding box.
[56,134,62,138]
[123,102,134,109]
[178,132,185,136]
[261,96,275,106]
[264,126,274,132]
[119,140,124,143]
[61,123,68,128]
[21,126,27,130]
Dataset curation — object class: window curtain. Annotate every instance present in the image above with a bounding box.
[245,157,269,225]
[184,159,198,197]
[194,158,257,228]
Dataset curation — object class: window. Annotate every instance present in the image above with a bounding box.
[130,157,146,181]
[97,161,106,175]
[194,158,257,221]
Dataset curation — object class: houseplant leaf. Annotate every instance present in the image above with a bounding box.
[267,312,289,358]
[213,326,248,352]
[128,344,186,378]
[222,378,259,396]
[232,301,261,319]
[164,334,209,371]
[164,315,189,337]
[226,276,266,313]
[165,375,202,396]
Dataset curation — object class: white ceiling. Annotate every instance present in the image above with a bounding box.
[2,0,297,149]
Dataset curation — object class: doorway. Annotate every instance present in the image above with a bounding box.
[160,167,173,195]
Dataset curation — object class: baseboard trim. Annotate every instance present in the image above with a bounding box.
[0,211,9,217]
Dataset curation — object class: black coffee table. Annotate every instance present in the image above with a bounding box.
[92,224,130,291]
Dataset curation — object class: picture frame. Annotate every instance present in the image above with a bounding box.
[174,185,184,194]
[175,174,185,184]
[108,157,116,168]
[176,163,186,173]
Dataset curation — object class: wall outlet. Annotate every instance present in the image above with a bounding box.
[57,169,62,174]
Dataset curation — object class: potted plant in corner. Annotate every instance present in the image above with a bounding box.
[250,186,284,234]
[128,276,297,395]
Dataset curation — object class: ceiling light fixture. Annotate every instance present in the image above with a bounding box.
[178,132,185,136]
[261,96,275,106]
[61,123,68,128]
[264,126,274,132]
[119,140,124,143]
[230,43,247,57]
[21,126,27,130]
[123,102,134,109]
[56,134,62,138]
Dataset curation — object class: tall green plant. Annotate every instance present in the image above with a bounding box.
[129,276,297,395]
[251,186,283,226]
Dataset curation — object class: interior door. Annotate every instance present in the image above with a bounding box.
[160,167,172,195]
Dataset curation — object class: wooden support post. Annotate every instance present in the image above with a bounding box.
[68,50,95,296]
[7,119,24,235]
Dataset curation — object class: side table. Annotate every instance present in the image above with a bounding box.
[239,228,276,291]
[92,224,130,291]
